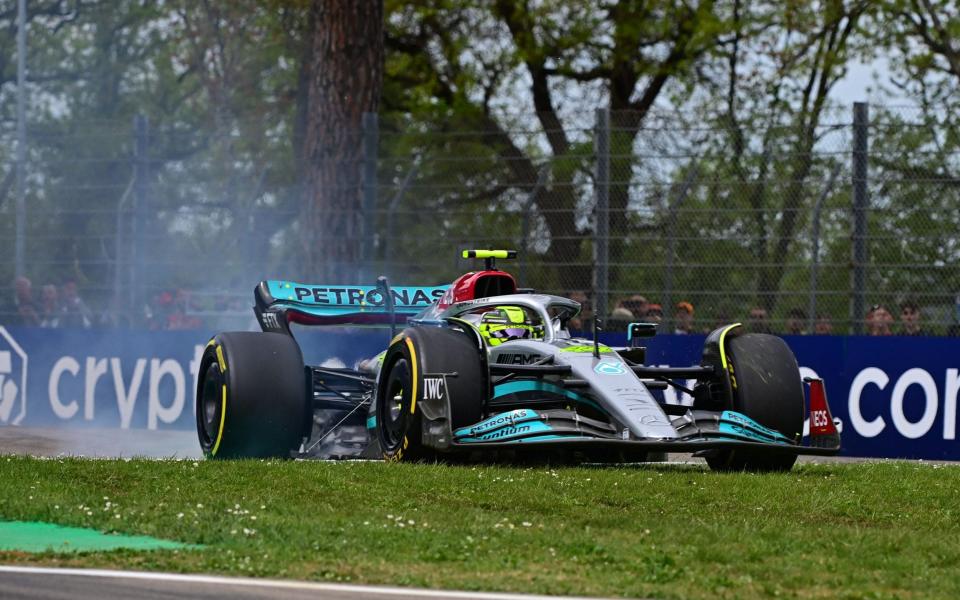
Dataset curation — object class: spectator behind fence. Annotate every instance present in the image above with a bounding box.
[673,301,694,334]
[167,288,203,330]
[747,307,772,334]
[60,279,93,329]
[605,306,634,332]
[39,284,62,328]
[13,276,40,326]
[147,290,175,330]
[866,304,893,336]
[899,300,924,336]
[644,303,663,325]
[619,294,648,320]
[785,307,807,335]
[814,314,834,335]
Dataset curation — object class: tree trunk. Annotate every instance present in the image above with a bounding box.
[301,0,383,281]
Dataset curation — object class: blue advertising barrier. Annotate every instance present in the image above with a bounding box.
[0,325,957,460]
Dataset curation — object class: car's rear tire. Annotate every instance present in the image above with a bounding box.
[196,332,307,459]
[702,330,804,472]
[376,327,486,462]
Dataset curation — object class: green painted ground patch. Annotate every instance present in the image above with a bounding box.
[0,521,193,553]
[0,456,959,599]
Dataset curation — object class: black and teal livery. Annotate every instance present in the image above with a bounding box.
[196,250,840,471]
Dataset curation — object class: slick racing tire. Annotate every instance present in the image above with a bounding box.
[196,332,307,459]
[705,331,804,472]
[376,327,486,462]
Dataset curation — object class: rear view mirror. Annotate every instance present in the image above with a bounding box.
[627,322,658,345]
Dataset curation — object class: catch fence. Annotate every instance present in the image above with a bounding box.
[1,104,958,335]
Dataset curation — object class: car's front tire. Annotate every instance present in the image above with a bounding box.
[699,328,804,472]
[376,326,486,462]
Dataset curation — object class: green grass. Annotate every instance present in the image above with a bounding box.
[1,457,958,599]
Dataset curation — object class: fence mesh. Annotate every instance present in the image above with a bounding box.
[1,105,958,335]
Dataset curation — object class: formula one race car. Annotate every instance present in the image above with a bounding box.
[195,250,840,471]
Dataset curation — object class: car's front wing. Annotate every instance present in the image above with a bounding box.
[449,407,840,456]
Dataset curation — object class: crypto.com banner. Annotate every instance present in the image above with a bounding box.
[0,325,957,460]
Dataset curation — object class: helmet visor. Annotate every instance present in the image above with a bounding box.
[489,327,532,340]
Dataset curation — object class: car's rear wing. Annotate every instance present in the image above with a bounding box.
[254,279,449,333]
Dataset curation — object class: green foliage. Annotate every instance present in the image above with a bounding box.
[0,1,957,329]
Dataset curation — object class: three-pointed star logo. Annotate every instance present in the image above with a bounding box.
[594,360,625,375]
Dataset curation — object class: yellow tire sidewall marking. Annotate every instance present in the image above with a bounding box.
[404,337,418,415]
[215,345,227,371]
[718,323,742,370]
[211,383,227,456]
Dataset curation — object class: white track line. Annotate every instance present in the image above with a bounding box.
[0,565,607,600]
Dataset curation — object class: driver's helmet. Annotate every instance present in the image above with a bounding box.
[472,305,545,346]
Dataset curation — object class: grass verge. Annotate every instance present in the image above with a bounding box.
[0,456,958,599]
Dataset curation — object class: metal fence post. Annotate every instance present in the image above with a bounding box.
[520,168,548,285]
[14,0,27,278]
[131,114,149,320]
[594,108,610,319]
[362,112,379,275]
[810,164,842,333]
[851,102,869,334]
[384,162,419,276]
[662,165,699,333]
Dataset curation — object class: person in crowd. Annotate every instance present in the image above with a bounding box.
[605,306,634,332]
[899,300,924,336]
[673,301,694,334]
[620,294,648,320]
[701,309,733,333]
[148,290,175,330]
[167,288,203,330]
[814,314,834,335]
[13,276,40,326]
[784,307,807,335]
[644,303,663,324]
[38,284,62,328]
[865,304,894,336]
[747,306,772,334]
[60,279,93,329]
[567,290,592,331]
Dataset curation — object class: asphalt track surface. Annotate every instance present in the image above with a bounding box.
[0,425,932,464]
[0,566,610,600]
[0,426,202,459]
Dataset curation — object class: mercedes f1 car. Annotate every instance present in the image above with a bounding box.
[195,250,840,471]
